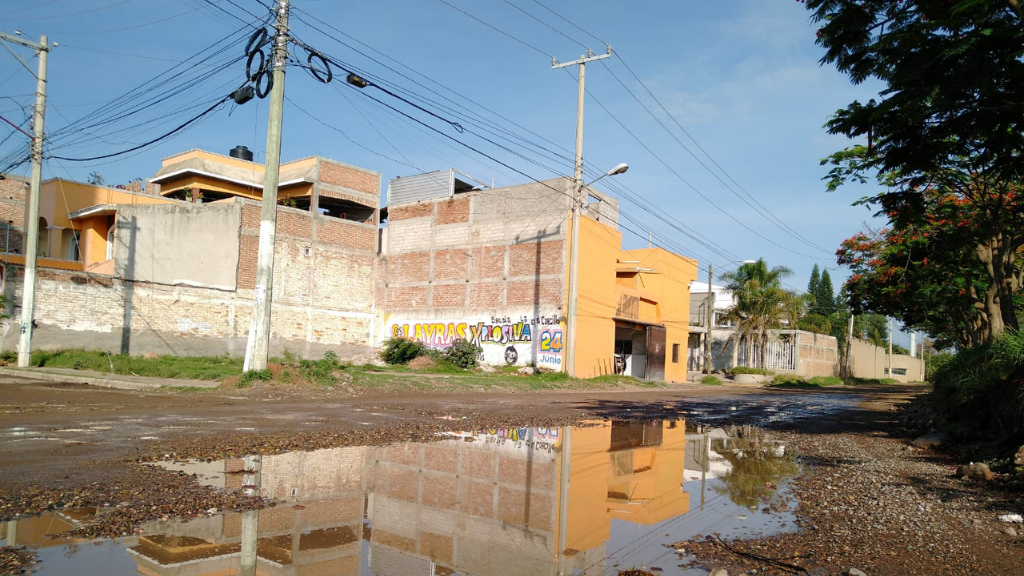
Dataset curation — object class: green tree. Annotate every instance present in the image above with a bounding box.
[837,188,1023,348]
[806,0,1024,341]
[807,264,821,301]
[720,259,801,370]
[815,269,836,315]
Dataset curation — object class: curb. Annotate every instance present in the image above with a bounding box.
[0,367,221,391]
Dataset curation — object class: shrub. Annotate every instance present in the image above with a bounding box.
[442,338,482,369]
[931,329,1024,439]
[238,369,272,388]
[728,366,774,376]
[381,337,429,364]
[701,375,722,386]
[808,376,844,387]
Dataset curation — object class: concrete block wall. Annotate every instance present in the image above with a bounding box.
[381,179,574,366]
[0,198,379,359]
[795,331,840,377]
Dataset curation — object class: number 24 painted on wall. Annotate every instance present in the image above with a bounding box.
[539,329,563,353]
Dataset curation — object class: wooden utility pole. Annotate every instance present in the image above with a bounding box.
[0,32,50,368]
[244,0,289,371]
[552,48,610,378]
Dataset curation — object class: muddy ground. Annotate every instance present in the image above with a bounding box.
[1,373,1022,575]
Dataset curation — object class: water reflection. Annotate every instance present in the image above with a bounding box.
[5,420,801,576]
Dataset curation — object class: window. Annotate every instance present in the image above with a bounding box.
[671,343,679,363]
[106,226,115,261]
[884,367,908,376]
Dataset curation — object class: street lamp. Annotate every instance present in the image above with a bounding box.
[564,163,629,378]
[704,259,755,376]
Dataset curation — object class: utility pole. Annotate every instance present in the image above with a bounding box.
[845,313,854,378]
[244,0,289,372]
[704,264,714,375]
[887,316,894,378]
[0,32,50,368]
[553,48,610,378]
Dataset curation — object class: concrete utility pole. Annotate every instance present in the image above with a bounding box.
[846,313,854,378]
[553,48,610,378]
[704,264,714,375]
[888,316,894,378]
[244,0,289,372]
[0,32,50,368]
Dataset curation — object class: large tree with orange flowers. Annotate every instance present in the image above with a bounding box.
[806,0,1024,344]
[838,189,1023,348]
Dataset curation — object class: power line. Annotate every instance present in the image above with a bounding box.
[496,0,591,51]
[431,0,553,59]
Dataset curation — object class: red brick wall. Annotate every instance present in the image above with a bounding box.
[509,240,564,277]
[388,286,427,308]
[396,252,430,283]
[507,277,561,306]
[390,203,433,221]
[431,284,466,308]
[433,249,467,281]
[473,246,505,279]
[317,218,374,251]
[319,161,380,196]
[468,282,503,308]
[435,197,469,225]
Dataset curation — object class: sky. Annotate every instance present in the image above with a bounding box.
[0,0,890,304]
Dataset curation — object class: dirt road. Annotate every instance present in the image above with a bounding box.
[1,374,1022,575]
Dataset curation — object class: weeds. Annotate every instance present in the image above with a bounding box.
[237,369,272,388]
[769,374,844,388]
[701,375,723,386]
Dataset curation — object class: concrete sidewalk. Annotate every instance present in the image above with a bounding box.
[0,366,222,391]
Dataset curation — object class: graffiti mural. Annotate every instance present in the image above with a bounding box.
[386,311,564,369]
[444,427,561,455]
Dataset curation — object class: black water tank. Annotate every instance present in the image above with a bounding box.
[230,145,254,161]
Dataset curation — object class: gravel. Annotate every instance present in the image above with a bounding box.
[672,398,1024,575]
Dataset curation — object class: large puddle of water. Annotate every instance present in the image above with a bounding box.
[3,420,799,576]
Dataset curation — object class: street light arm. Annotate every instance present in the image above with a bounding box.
[583,163,628,188]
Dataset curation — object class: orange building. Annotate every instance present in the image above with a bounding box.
[383,173,699,382]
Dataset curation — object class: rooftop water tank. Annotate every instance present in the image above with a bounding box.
[230,145,254,161]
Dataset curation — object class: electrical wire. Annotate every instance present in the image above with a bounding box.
[431,0,553,59]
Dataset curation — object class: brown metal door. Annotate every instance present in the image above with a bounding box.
[646,325,667,381]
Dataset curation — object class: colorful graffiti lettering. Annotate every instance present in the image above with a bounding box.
[391,321,533,348]
[539,329,563,353]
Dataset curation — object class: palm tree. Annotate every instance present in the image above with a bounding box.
[719,259,799,370]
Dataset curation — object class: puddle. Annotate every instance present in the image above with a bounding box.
[6,420,799,576]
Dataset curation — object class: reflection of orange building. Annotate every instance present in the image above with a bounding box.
[7,421,687,576]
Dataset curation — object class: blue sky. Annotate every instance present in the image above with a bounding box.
[0,0,888,298]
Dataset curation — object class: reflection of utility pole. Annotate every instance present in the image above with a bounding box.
[0,32,49,368]
[553,48,610,378]
[700,430,708,510]
[240,454,262,576]
[244,0,290,371]
[555,425,573,575]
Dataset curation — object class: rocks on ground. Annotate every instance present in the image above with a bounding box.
[910,431,952,448]
[1014,445,1024,467]
[955,462,994,481]
[517,366,536,375]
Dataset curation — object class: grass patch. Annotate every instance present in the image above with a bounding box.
[727,366,775,376]
[769,374,844,388]
[700,375,723,386]
[848,377,902,385]
[237,369,272,388]
[16,349,242,381]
